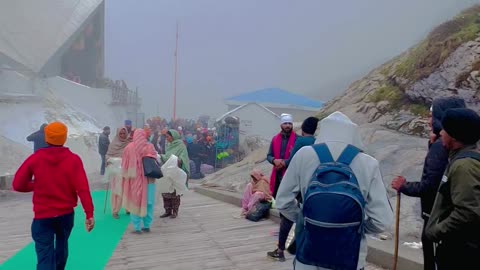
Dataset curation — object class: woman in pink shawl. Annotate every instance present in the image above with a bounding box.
[241,168,272,216]
[122,129,158,233]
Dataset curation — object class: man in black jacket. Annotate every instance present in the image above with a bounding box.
[26,123,48,153]
[98,126,110,175]
[391,97,465,270]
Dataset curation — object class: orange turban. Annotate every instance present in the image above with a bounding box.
[45,122,68,146]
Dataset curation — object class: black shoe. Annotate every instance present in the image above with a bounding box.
[160,212,171,218]
[141,228,151,233]
[131,230,142,235]
[267,249,286,262]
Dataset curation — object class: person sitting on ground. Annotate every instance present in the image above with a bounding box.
[241,168,273,216]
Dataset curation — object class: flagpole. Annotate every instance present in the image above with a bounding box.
[173,22,179,120]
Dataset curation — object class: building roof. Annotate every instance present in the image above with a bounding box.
[0,0,103,74]
[225,88,323,110]
[216,102,279,123]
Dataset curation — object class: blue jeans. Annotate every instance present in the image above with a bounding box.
[31,212,74,270]
[131,183,156,231]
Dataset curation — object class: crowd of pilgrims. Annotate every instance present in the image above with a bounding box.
[96,118,222,231]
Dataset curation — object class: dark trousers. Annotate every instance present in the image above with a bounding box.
[435,242,477,270]
[162,191,181,214]
[421,219,435,270]
[31,213,74,270]
[278,214,294,250]
[100,154,106,175]
[192,157,201,174]
[273,175,283,199]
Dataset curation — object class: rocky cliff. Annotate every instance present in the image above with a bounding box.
[201,6,480,243]
[319,5,480,137]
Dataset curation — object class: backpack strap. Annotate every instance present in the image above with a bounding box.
[312,143,334,163]
[336,145,362,165]
[451,151,480,163]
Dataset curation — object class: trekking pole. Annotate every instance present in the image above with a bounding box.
[393,192,401,270]
[104,182,110,214]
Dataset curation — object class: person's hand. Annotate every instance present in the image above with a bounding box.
[273,159,283,169]
[391,176,406,191]
[85,218,95,232]
[429,131,437,144]
[280,160,286,168]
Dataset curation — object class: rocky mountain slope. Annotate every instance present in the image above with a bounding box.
[201,6,480,243]
[319,5,480,137]
[0,136,31,175]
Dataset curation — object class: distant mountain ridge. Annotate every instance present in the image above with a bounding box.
[318,5,480,137]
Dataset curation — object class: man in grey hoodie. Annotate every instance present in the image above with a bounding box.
[276,112,393,270]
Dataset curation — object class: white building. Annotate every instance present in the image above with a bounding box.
[225,88,323,123]
[216,103,280,144]
[0,0,142,174]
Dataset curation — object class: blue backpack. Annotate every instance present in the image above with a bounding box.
[295,143,365,270]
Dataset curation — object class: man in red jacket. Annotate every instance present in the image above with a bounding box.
[13,121,94,270]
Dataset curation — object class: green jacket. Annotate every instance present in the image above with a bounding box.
[425,145,480,248]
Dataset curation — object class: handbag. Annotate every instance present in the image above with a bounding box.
[245,201,271,222]
[143,157,163,178]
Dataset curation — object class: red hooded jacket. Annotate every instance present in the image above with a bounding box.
[13,147,94,219]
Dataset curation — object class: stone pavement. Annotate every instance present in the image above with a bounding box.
[0,189,384,270]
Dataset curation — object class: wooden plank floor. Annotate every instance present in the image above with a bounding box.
[0,193,33,264]
[0,189,384,269]
[106,189,384,270]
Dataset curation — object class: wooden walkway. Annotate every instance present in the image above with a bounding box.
[0,193,33,264]
[106,189,383,270]
[0,189,383,270]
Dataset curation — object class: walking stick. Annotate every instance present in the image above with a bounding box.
[393,192,401,270]
[104,182,110,214]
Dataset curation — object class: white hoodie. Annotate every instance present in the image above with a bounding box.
[275,111,393,270]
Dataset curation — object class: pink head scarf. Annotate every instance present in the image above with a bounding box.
[121,129,157,217]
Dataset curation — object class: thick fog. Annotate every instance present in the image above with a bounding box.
[105,0,479,119]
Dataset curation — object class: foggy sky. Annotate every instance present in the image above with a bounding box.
[105,0,479,119]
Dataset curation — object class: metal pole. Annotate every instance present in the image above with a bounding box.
[173,22,179,120]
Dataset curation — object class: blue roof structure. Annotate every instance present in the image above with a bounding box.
[226,88,323,109]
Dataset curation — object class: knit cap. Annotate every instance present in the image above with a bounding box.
[44,122,68,146]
